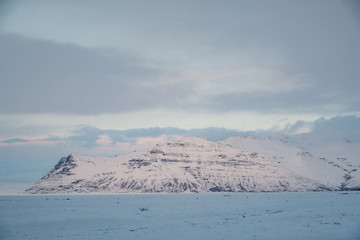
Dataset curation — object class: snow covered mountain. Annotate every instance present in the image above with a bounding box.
[223,135,360,191]
[25,136,360,194]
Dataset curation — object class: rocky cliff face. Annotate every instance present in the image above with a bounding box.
[25,137,359,194]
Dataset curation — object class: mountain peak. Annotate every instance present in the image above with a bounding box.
[26,136,360,194]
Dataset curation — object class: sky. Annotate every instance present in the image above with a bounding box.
[1,0,360,191]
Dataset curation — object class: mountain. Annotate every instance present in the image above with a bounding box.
[223,135,360,191]
[25,136,360,194]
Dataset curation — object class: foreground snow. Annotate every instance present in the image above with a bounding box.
[0,192,359,240]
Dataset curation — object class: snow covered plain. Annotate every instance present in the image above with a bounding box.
[1,192,359,240]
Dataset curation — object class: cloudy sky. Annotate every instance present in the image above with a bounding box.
[1,0,360,188]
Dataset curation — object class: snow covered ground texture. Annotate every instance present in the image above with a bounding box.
[1,192,359,240]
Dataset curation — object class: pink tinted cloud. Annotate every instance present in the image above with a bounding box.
[292,128,312,135]
[96,135,113,145]
[0,133,71,147]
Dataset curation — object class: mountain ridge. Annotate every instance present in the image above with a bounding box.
[25,136,360,194]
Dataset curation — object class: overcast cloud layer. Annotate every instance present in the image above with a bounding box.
[1,0,360,116]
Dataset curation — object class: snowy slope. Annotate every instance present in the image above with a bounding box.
[223,135,360,190]
[25,136,353,194]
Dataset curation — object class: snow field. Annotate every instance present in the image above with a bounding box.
[0,192,359,240]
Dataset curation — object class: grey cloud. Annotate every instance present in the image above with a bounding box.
[0,138,28,144]
[194,0,360,115]
[0,0,13,28]
[204,88,360,115]
[3,116,358,149]
[1,0,360,116]
[63,126,248,147]
[310,115,360,140]
[282,115,360,141]
[343,0,360,28]
[0,33,194,114]
[113,126,261,142]
[19,125,259,148]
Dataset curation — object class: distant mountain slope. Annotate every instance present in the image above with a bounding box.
[223,135,360,190]
[26,137,360,194]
